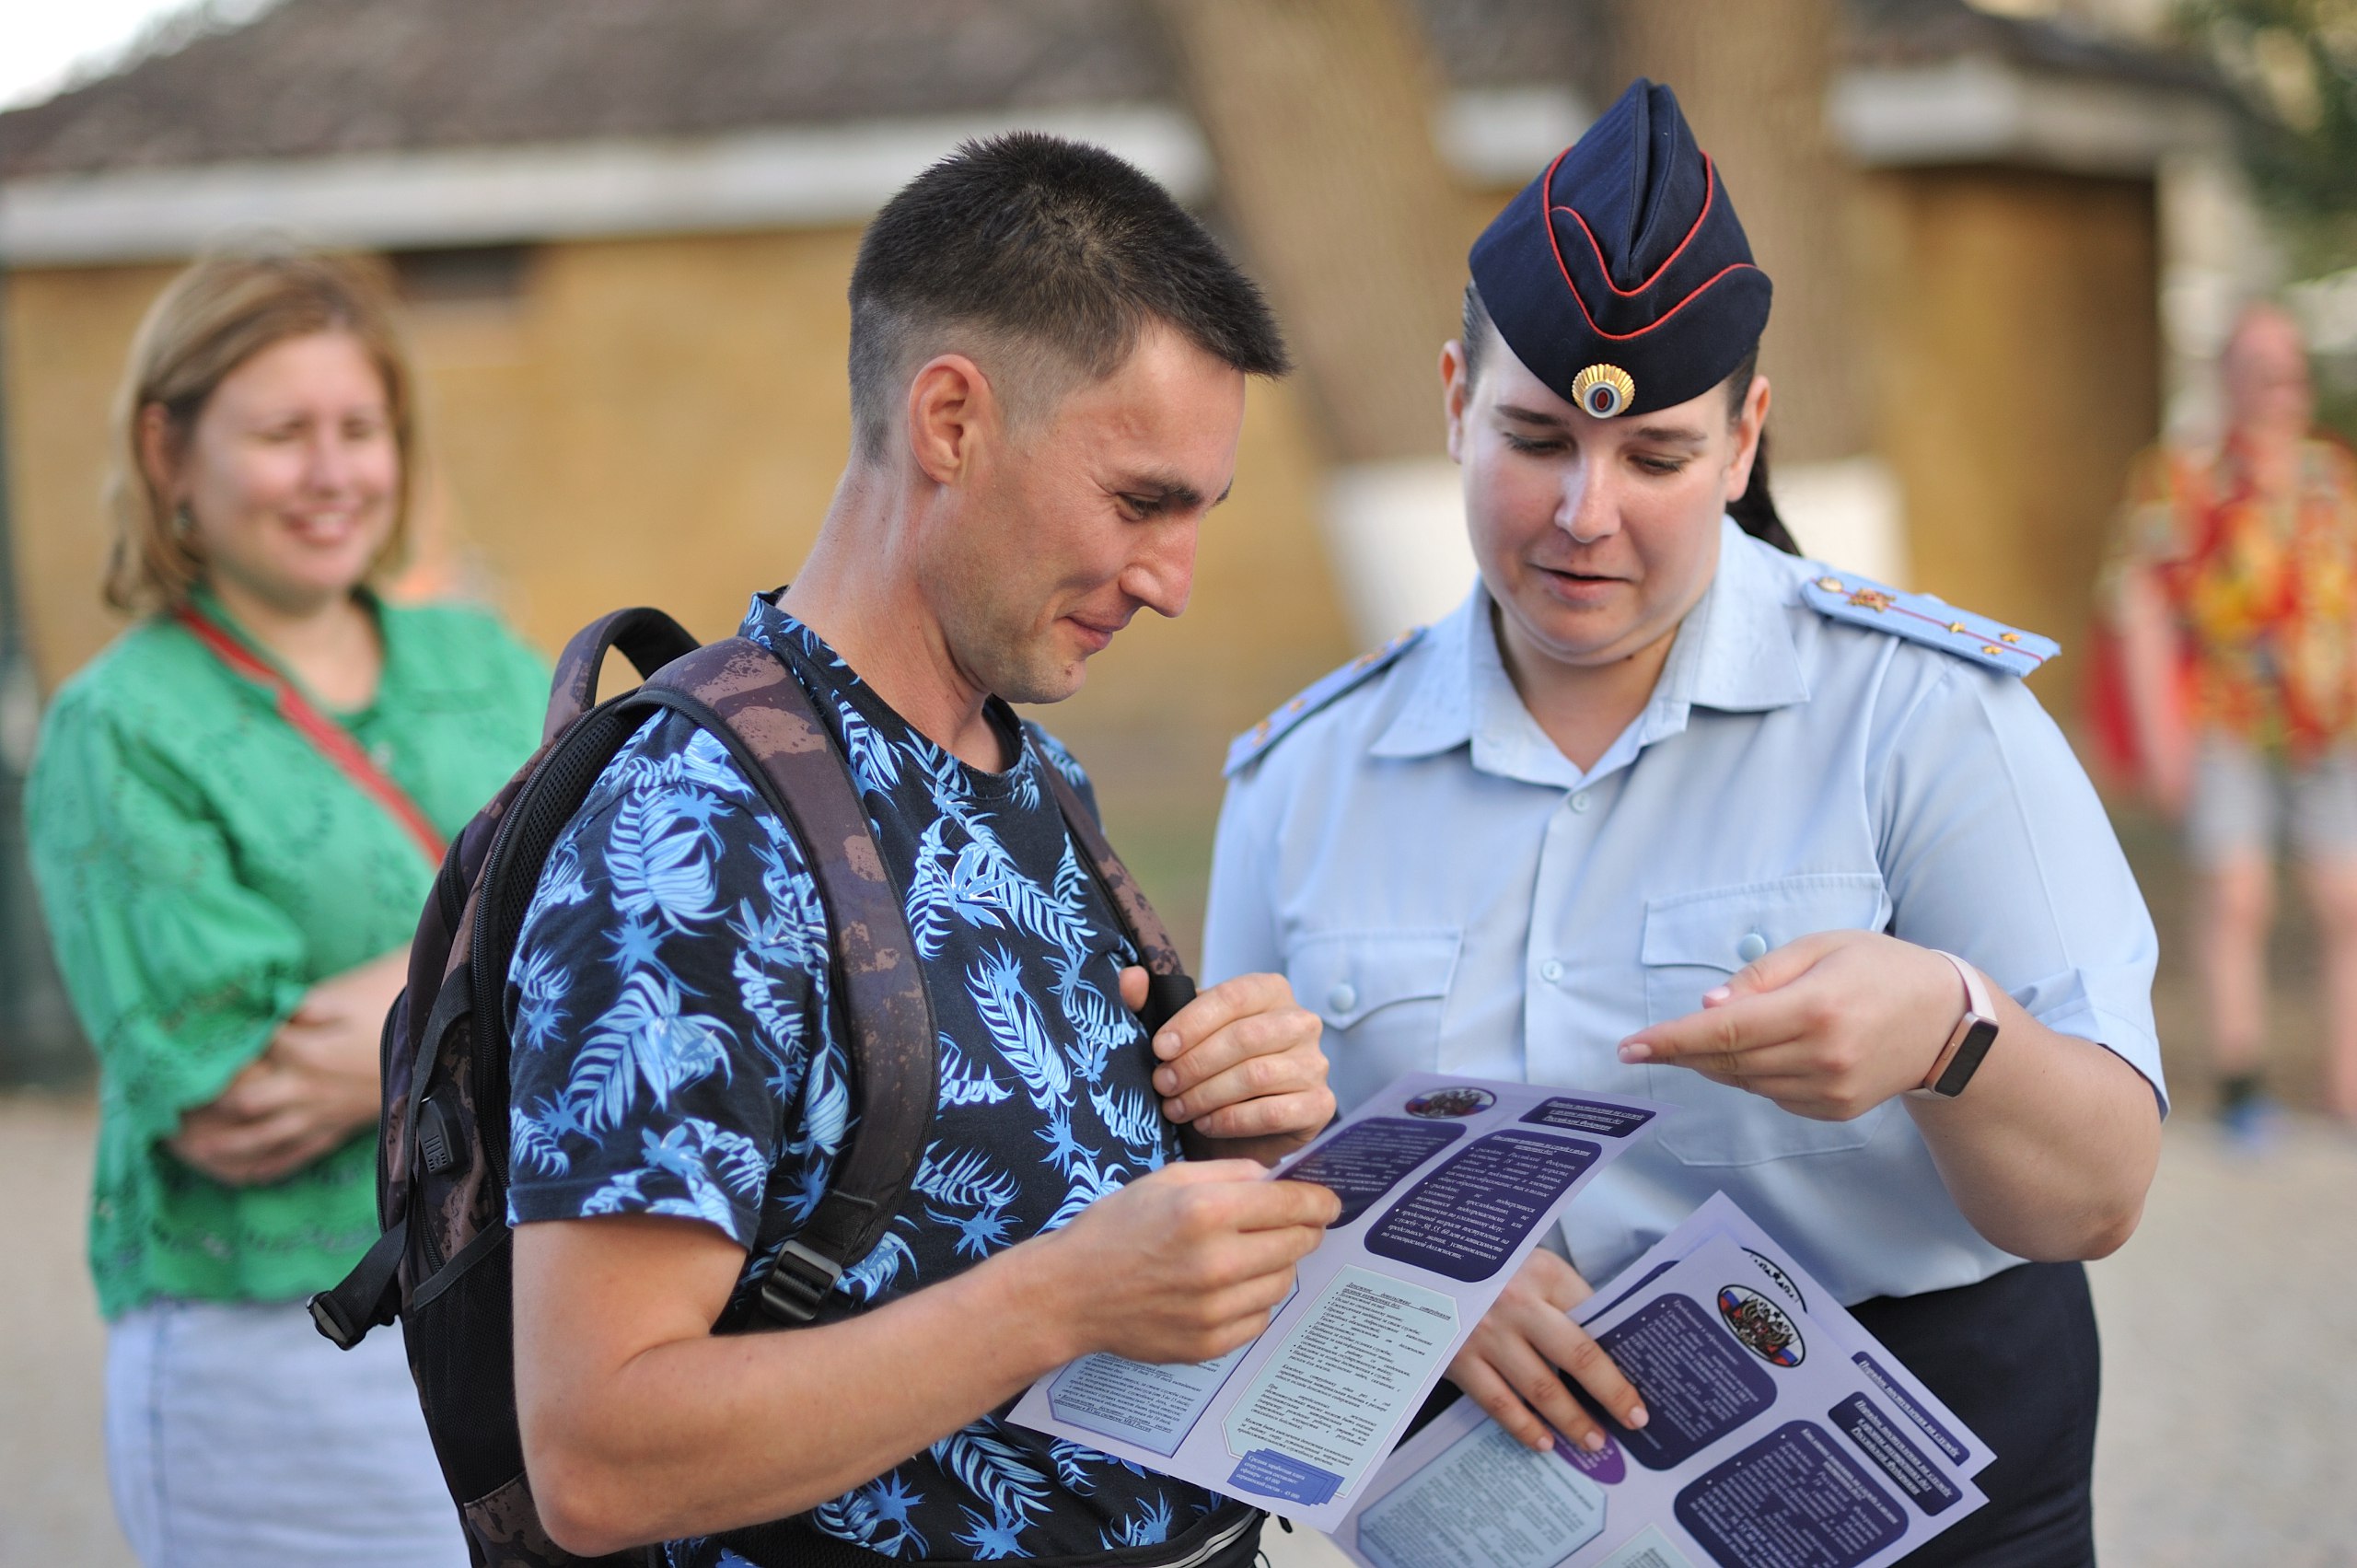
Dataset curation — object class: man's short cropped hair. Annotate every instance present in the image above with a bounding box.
[847,132,1290,458]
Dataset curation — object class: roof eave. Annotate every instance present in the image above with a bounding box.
[1833,52,2234,176]
[0,104,1212,266]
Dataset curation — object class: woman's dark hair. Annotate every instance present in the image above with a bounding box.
[1717,343,1798,554]
[1461,284,1798,554]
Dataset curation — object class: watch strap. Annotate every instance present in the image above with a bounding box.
[1912,949,2000,1098]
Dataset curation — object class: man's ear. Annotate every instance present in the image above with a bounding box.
[1724,374,1772,505]
[904,354,999,485]
[1440,340,1471,464]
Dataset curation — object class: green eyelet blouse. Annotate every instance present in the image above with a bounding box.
[26,588,546,1318]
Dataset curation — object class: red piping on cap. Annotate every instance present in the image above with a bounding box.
[1535,146,1763,346]
[1546,153,1722,299]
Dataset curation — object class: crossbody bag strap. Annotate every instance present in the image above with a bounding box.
[1025,730,1199,1035]
[176,602,445,864]
[636,638,938,1325]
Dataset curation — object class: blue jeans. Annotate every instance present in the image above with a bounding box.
[106,1297,467,1568]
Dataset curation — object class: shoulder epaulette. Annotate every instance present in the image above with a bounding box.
[1224,625,1427,776]
[1798,571,2057,679]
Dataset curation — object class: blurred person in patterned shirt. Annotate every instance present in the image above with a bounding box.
[2107,301,2357,1134]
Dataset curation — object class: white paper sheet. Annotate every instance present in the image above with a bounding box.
[1007,1073,1668,1531]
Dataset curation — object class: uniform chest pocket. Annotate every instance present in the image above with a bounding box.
[1640,873,1895,1167]
[1285,929,1460,1113]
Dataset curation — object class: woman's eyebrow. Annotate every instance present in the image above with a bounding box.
[1496,402,1568,429]
[1497,402,1706,446]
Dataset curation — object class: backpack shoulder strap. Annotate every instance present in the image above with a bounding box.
[636,638,937,1325]
[1024,729,1199,1035]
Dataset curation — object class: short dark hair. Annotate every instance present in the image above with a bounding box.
[1459,282,1795,553]
[847,133,1290,457]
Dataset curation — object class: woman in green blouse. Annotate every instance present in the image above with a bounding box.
[27,247,545,1566]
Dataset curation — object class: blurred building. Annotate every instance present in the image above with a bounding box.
[0,0,2241,1071]
[1838,0,2240,676]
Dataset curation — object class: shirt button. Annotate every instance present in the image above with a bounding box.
[1539,959,1564,984]
[1571,793,1591,813]
[1328,981,1358,1014]
[1736,931,1769,964]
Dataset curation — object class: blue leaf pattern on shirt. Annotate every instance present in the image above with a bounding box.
[503,598,1217,1563]
[1103,1493,1176,1550]
[565,970,736,1136]
[936,1034,1014,1108]
[932,1428,1053,1524]
[605,782,726,932]
[968,947,1072,1111]
[1089,1085,1166,1159]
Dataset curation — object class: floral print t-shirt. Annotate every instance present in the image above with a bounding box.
[2107,436,2357,757]
[505,596,1233,1563]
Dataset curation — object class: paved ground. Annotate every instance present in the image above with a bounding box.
[0,1094,130,1568]
[4,1093,2351,1567]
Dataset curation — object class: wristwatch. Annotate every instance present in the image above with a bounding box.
[1909,950,2000,1099]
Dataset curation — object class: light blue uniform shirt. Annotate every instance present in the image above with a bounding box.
[1205,519,2163,1306]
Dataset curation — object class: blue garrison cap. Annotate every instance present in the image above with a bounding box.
[1469,78,1772,420]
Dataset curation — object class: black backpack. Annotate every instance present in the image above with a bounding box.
[308,608,1201,1567]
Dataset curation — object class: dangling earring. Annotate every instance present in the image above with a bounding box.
[171,504,195,538]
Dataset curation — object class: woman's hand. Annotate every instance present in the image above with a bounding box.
[1617,930,1959,1121]
[1447,1249,1649,1453]
[169,949,409,1186]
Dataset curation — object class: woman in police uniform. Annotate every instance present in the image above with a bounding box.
[1200,81,2160,1566]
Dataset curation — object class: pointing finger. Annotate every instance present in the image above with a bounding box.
[1619,989,1809,1065]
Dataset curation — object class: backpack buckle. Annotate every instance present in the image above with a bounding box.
[308,1289,366,1350]
[307,1218,407,1351]
[756,1238,844,1325]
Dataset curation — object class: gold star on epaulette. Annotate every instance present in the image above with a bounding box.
[1797,570,2059,678]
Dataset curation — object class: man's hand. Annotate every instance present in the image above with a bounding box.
[169,949,407,1186]
[1039,1158,1340,1365]
[1616,931,1958,1121]
[1449,1249,1648,1453]
[1121,968,1332,1163]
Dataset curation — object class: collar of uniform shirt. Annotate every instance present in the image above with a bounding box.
[1371,517,1811,784]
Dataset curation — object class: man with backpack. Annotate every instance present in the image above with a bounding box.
[501,135,1341,1567]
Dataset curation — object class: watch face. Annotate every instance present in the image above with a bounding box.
[1933,1017,2000,1098]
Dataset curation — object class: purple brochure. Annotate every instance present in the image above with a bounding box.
[1333,1198,1994,1568]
